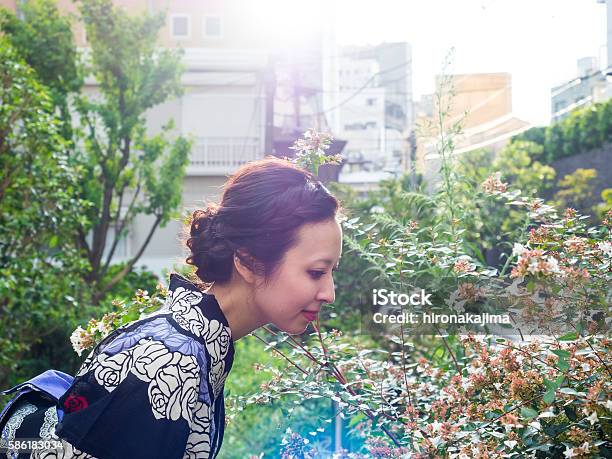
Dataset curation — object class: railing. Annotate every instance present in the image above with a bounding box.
[187,137,263,175]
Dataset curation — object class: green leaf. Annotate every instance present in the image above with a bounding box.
[551,349,571,359]
[543,388,556,404]
[558,332,577,341]
[552,349,571,371]
[48,234,58,248]
[564,405,578,421]
[521,407,538,419]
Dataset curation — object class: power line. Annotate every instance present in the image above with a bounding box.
[272,59,412,118]
[241,74,264,156]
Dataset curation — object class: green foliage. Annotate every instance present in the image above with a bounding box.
[514,98,612,164]
[0,0,82,139]
[228,59,610,457]
[221,336,335,459]
[1,0,192,303]
[68,0,191,301]
[513,126,546,146]
[594,188,612,220]
[453,141,556,265]
[240,168,611,457]
[0,0,190,392]
[0,38,90,387]
[553,168,598,214]
[493,141,555,196]
[99,263,160,305]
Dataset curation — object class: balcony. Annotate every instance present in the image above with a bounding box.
[187,137,263,175]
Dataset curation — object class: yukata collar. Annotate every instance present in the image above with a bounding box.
[166,273,235,401]
[167,273,233,333]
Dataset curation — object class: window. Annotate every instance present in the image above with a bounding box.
[171,15,190,39]
[203,15,222,38]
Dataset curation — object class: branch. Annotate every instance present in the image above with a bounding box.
[100,181,141,277]
[83,110,107,162]
[76,226,93,262]
[90,154,119,279]
[92,212,162,303]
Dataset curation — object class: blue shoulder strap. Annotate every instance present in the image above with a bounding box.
[0,369,74,425]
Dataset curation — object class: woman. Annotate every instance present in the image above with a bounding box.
[0,157,343,458]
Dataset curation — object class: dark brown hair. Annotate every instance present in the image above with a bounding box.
[185,156,340,285]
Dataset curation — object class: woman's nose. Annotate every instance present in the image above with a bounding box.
[317,274,336,305]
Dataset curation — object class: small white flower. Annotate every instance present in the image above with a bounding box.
[527,258,540,275]
[512,243,526,257]
[70,326,86,356]
[586,411,598,425]
[563,446,578,458]
[504,440,517,449]
[95,320,112,335]
[597,241,612,257]
[529,421,541,430]
[429,420,443,433]
[545,256,561,274]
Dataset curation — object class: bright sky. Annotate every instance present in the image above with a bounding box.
[333,0,608,126]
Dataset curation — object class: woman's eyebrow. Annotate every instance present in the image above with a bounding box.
[313,258,341,269]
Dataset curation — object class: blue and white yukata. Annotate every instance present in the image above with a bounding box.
[0,273,235,459]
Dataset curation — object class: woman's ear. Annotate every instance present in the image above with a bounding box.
[233,250,257,284]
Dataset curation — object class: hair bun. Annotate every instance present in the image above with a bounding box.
[190,203,219,238]
[186,203,235,283]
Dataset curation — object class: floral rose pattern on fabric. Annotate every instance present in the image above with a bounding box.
[162,282,233,401]
[51,273,235,459]
[82,338,200,423]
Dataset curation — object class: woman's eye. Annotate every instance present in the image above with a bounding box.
[308,271,326,279]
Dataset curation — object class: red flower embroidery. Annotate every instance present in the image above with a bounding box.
[64,394,88,413]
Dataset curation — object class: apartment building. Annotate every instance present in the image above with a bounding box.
[1,0,335,276]
[336,42,413,190]
[416,73,531,186]
[551,57,609,123]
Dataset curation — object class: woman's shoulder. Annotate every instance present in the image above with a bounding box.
[93,273,233,356]
[143,272,234,362]
[76,273,234,399]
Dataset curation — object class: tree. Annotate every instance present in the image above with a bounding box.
[1,0,192,304]
[0,0,82,140]
[544,123,565,163]
[454,142,555,266]
[594,188,612,220]
[493,140,555,196]
[553,168,598,215]
[72,0,191,302]
[0,38,90,387]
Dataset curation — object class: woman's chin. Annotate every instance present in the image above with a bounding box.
[276,321,309,335]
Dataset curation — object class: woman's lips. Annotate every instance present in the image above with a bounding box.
[302,311,318,322]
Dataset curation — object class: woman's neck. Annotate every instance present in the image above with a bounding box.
[204,279,265,341]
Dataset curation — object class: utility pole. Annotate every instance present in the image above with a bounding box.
[292,64,301,131]
[264,54,276,155]
[408,130,417,190]
[333,399,342,453]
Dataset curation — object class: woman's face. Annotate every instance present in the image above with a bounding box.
[253,218,343,334]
